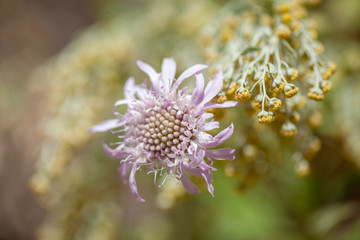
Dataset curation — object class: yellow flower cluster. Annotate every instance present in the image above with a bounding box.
[202,0,335,136]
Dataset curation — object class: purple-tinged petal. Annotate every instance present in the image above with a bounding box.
[183,166,202,177]
[187,149,205,168]
[171,64,207,91]
[191,72,205,105]
[89,119,124,133]
[205,148,235,160]
[197,132,214,146]
[180,173,200,194]
[124,77,136,100]
[135,85,149,101]
[202,70,223,104]
[204,123,234,148]
[118,162,132,183]
[137,60,160,91]
[161,58,176,90]
[114,99,133,106]
[102,142,129,159]
[129,164,145,202]
[204,121,220,131]
[204,101,241,110]
[201,112,214,121]
[200,165,214,197]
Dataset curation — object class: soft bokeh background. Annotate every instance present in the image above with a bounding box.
[1,0,360,239]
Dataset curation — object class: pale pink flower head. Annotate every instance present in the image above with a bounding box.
[90,58,239,202]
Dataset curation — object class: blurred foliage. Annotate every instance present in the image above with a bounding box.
[2,0,355,239]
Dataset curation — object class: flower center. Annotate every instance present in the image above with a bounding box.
[134,104,197,159]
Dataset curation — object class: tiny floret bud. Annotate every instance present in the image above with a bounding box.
[308,87,324,101]
[286,68,299,81]
[270,76,285,95]
[268,98,282,112]
[235,87,251,101]
[280,121,298,137]
[257,110,275,124]
[284,84,298,98]
[276,24,291,39]
[282,13,292,25]
[320,81,332,93]
[212,92,227,103]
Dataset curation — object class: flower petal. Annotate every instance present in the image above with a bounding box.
[204,101,241,110]
[182,166,202,177]
[200,164,214,197]
[204,121,220,131]
[202,70,223,104]
[137,60,160,91]
[180,173,200,194]
[201,112,214,121]
[204,123,234,148]
[171,64,207,91]
[114,99,133,106]
[89,119,124,133]
[135,84,148,101]
[118,162,132,183]
[205,148,235,160]
[129,164,145,202]
[197,132,214,146]
[102,142,129,159]
[187,149,205,168]
[161,58,176,91]
[191,72,205,105]
[124,77,136,99]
